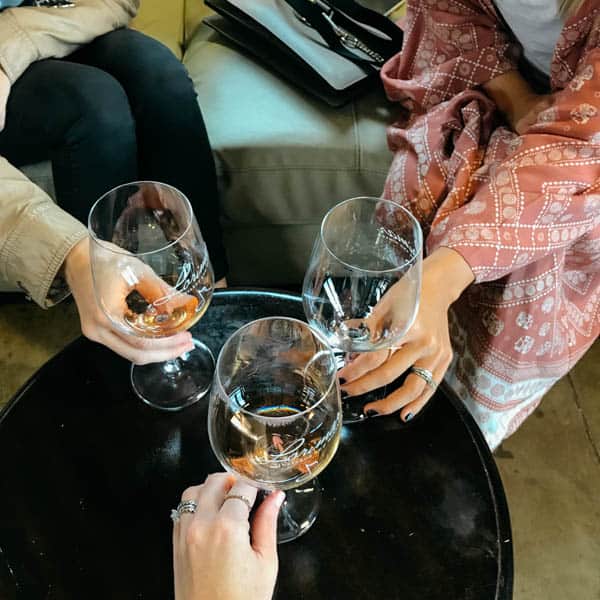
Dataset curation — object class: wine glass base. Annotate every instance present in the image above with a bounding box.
[277,479,322,544]
[130,338,215,411]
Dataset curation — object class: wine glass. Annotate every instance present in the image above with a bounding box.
[208,316,342,543]
[88,181,215,411]
[302,196,422,423]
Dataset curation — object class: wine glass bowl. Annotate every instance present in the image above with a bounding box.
[208,317,342,542]
[88,181,215,411]
[302,196,423,421]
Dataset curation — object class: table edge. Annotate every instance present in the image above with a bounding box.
[1,287,514,599]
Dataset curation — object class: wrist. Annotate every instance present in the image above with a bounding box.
[64,237,90,291]
[423,247,474,306]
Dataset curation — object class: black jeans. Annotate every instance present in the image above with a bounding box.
[0,28,227,279]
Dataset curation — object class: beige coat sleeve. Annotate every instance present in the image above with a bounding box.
[0,157,87,308]
[0,0,140,83]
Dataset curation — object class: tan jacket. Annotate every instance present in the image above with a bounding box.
[0,0,139,82]
[0,158,86,307]
[0,0,139,307]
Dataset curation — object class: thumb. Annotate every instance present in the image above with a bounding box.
[251,491,285,558]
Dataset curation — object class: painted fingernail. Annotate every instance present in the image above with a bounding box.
[404,412,414,422]
[366,409,379,418]
[341,390,349,399]
[339,377,347,385]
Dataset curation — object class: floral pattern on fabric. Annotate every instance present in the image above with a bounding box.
[380,0,600,448]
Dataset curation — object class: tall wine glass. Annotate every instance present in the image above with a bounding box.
[88,182,215,411]
[302,196,422,423]
[208,317,342,543]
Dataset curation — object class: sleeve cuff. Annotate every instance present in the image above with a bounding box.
[2,202,87,308]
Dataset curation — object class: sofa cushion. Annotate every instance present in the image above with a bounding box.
[184,26,394,284]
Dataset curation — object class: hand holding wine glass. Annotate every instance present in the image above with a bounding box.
[302,196,422,423]
[208,317,341,543]
[88,181,215,411]
[338,247,474,422]
[172,473,284,600]
[65,237,195,365]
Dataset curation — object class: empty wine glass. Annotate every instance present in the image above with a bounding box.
[208,316,341,543]
[302,196,422,423]
[88,181,215,411]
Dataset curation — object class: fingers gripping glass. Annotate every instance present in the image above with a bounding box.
[88,182,215,411]
[208,317,342,543]
[302,196,423,423]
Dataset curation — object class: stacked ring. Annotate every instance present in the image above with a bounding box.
[411,366,438,391]
[170,500,198,523]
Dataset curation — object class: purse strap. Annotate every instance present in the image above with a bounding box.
[284,0,403,70]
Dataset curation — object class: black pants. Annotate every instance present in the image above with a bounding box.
[0,28,227,279]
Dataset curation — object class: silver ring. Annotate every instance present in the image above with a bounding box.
[170,500,198,523]
[411,366,438,391]
[223,494,252,512]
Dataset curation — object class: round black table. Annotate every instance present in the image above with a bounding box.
[0,290,512,600]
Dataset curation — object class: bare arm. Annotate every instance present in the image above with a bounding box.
[482,70,551,134]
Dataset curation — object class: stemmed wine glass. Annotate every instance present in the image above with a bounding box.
[208,316,342,543]
[88,181,215,411]
[302,196,423,423]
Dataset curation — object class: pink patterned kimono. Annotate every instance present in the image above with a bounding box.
[381,0,600,448]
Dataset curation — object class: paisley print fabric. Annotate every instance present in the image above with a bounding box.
[381,0,600,448]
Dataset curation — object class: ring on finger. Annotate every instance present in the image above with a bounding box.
[222,494,252,512]
[411,366,438,391]
[170,500,198,523]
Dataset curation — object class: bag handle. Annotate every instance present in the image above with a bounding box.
[284,0,403,70]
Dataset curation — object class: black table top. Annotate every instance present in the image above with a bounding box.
[0,289,512,600]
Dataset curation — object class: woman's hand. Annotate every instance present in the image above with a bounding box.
[0,68,11,131]
[64,237,195,364]
[338,248,474,422]
[482,70,553,135]
[173,473,284,600]
[511,93,553,135]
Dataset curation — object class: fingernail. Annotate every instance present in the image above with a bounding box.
[404,412,414,422]
[339,377,347,385]
[275,491,286,507]
[341,390,349,399]
[366,409,379,418]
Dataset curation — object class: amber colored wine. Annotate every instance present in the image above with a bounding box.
[213,383,341,491]
[125,294,210,338]
[123,262,213,337]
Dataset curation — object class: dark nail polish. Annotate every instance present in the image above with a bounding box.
[404,412,414,422]
[341,390,349,399]
[366,409,379,418]
[339,377,347,385]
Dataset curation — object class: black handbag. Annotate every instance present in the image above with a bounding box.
[203,0,404,106]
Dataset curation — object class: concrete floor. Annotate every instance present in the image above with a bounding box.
[1,297,599,598]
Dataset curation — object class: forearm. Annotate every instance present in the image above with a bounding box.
[0,0,139,82]
[423,247,474,306]
[482,70,538,126]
